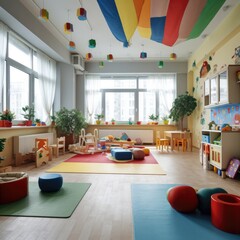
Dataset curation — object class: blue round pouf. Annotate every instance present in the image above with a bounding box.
[38,173,63,192]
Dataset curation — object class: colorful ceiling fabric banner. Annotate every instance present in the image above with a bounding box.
[97,0,226,47]
[97,0,144,47]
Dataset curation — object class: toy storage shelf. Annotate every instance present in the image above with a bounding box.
[201,130,240,170]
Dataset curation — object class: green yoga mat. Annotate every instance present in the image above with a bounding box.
[0,182,91,218]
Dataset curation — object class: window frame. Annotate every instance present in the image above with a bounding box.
[86,74,176,123]
[4,32,38,120]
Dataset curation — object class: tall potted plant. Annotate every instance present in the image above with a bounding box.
[169,92,197,130]
[55,107,87,146]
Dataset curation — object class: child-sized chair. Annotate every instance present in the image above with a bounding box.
[174,132,191,152]
[35,138,51,167]
[156,131,170,151]
[50,136,65,158]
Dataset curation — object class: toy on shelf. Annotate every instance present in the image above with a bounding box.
[221,123,232,131]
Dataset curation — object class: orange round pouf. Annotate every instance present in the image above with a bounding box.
[211,193,240,234]
[142,148,150,156]
[167,185,198,213]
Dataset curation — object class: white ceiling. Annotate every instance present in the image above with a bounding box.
[18,0,240,62]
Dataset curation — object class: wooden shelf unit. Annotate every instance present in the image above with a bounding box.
[204,65,240,108]
[201,129,240,170]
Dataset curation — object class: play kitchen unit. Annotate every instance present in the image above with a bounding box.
[201,65,240,178]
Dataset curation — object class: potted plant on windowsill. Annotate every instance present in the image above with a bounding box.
[95,114,104,125]
[149,114,159,125]
[162,115,169,125]
[50,115,56,127]
[111,118,115,125]
[22,105,35,126]
[35,118,41,126]
[0,109,15,127]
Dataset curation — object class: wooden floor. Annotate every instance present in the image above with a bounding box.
[0,147,240,240]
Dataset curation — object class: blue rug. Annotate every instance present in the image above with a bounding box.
[131,184,240,240]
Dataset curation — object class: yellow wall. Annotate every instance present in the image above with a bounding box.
[188,4,240,148]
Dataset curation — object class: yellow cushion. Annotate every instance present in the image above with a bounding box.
[143,148,150,156]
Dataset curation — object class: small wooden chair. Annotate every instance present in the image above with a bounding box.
[156,131,170,151]
[50,136,65,158]
[175,132,191,152]
[35,138,51,167]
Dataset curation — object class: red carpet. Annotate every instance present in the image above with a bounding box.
[65,152,158,164]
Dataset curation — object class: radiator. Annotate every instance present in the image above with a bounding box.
[99,129,153,144]
[13,133,54,155]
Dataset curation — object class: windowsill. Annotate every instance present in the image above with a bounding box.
[0,125,52,130]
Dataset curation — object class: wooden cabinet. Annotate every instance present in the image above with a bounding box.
[204,65,240,108]
[201,130,240,170]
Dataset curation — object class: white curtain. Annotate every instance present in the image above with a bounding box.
[0,22,8,111]
[85,75,102,124]
[159,74,176,116]
[36,51,56,124]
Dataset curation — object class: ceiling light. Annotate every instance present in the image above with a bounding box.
[89,39,96,48]
[107,54,114,62]
[140,52,147,59]
[68,41,76,51]
[39,8,49,21]
[169,53,177,60]
[158,61,164,68]
[64,22,73,34]
[77,8,87,20]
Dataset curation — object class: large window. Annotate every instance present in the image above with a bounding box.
[2,32,56,123]
[85,74,176,123]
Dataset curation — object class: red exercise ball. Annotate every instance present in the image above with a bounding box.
[167,185,198,213]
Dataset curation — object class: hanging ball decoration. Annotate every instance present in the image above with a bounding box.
[89,39,96,48]
[86,53,92,61]
[77,8,87,20]
[209,56,212,61]
[39,8,49,21]
[123,42,129,48]
[107,54,114,62]
[99,61,104,68]
[68,41,76,51]
[158,61,164,68]
[170,53,177,60]
[64,22,74,34]
[140,52,147,59]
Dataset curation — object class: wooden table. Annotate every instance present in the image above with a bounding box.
[164,131,192,151]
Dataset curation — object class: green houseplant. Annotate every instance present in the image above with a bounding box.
[162,115,169,125]
[169,92,197,130]
[22,105,35,126]
[0,138,6,162]
[149,114,159,124]
[95,114,104,125]
[55,107,87,144]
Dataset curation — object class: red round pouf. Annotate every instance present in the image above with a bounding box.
[167,185,198,213]
[132,149,145,160]
[0,172,28,204]
[211,193,240,234]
